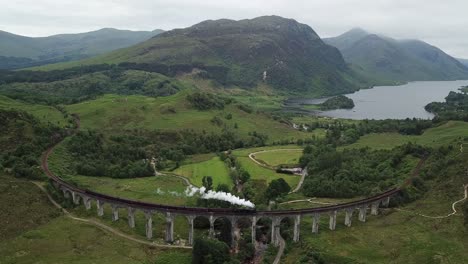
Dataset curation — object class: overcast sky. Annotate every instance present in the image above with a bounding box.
[1,0,468,58]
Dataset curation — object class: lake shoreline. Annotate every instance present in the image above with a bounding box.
[284,80,468,120]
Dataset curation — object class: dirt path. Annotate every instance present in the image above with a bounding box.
[248,148,305,192]
[395,184,467,219]
[279,198,336,206]
[290,168,308,193]
[248,149,302,169]
[31,181,191,249]
[273,235,286,264]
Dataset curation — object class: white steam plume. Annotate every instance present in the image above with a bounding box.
[185,186,255,208]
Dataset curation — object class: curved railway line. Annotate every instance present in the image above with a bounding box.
[42,143,408,216]
[40,116,424,247]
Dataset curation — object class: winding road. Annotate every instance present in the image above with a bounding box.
[248,148,307,192]
[273,235,286,264]
[248,148,303,169]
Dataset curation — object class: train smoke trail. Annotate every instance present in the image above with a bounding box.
[185,186,255,208]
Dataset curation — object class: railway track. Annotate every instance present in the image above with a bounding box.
[41,115,417,217]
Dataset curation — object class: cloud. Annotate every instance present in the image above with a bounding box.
[1,0,468,57]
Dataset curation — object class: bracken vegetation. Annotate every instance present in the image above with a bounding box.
[0,110,65,179]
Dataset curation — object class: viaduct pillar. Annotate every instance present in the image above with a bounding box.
[344,208,354,227]
[371,202,380,215]
[165,212,174,243]
[271,217,281,246]
[72,192,80,205]
[312,213,320,234]
[293,215,301,242]
[230,217,238,249]
[329,211,337,230]
[382,197,390,207]
[96,200,104,217]
[145,211,153,240]
[359,205,368,222]
[209,215,215,238]
[251,216,257,244]
[111,205,119,221]
[83,196,91,210]
[187,215,195,246]
[128,207,135,228]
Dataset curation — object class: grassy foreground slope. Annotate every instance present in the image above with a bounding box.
[0,174,59,241]
[0,173,190,264]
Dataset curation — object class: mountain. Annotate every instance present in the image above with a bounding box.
[35,16,364,96]
[0,28,164,69]
[458,58,468,67]
[324,29,468,83]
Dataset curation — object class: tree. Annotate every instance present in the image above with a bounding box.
[202,176,213,192]
[265,178,291,201]
[216,184,231,193]
[192,237,230,264]
[239,170,251,184]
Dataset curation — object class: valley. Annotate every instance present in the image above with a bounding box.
[0,12,467,264]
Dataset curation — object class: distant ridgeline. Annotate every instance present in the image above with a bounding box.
[0,28,163,69]
[324,28,468,84]
[30,16,370,97]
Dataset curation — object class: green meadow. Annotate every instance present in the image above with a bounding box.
[252,149,303,167]
[0,95,67,126]
[64,92,317,143]
[173,155,232,188]
[345,121,468,150]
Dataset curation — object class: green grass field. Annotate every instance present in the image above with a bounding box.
[173,155,232,188]
[252,149,303,167]
[232,145,303,157]
[64,92,317,143]
[236,156,300,189]
[48,140,195,206]
[229,145,304,188]
[0,95,68,126]
[345,121,468,150]
[64,174,195,206]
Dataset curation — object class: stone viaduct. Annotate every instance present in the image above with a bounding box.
[42,140,399,248]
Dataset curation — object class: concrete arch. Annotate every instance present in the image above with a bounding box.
[254,216,273,244]
[61,188,72,199]
[213,216,236,247]
[278,215,296,242]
